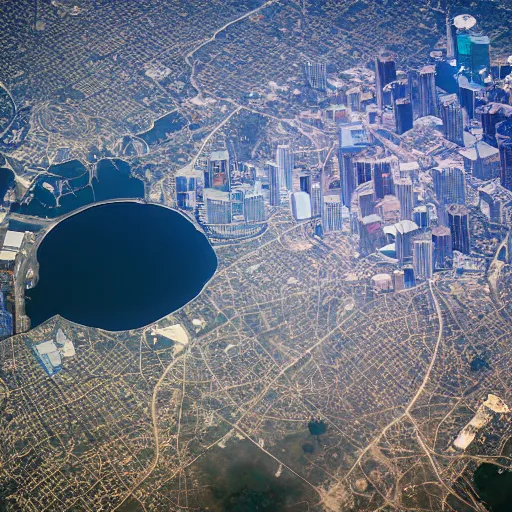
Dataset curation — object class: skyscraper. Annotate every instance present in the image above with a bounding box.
[394,177,413,220]
[433,167,466,205]
[175,176,197,210]
[291,191,312,220]
[394,98,413,135]
[373,158,394,200]
[322,195,343,233]
[477,103,512,147]
[395,220,420,264]
[413,239,434,279]
[432,226,453,269]
[439,94,464,146]
[276,144,294,191]
[304,61,327,90]
[206,150,230,191]
[266,161,281,206]
[375,51,397,110]
[244,194,265,223]
[310,183,322,217]
[418,65,438,118]
[205,190,232,224]
[338,122,371,207]
[497,119,512,191]
[456,32,490,83]
[447,204,471,254]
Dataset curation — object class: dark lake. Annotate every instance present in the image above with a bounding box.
[12,158,144,218]
[474,463,512,512]
[26,202,217,331]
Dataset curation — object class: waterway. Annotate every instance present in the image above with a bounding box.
[26,202,217,331]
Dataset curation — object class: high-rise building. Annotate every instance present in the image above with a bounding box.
[205,190,232,224]
[433,167,466,205]
[291,191,312,220]
[459,141,500,180]
[413,205,429,228]
[395,220,420,264]
[338,123,371,207]
[439,94,464,145]
[432,226,453,269]
[354,158,372,186]
[497,119,512,191]
[447,204,471,254]
[304,61,327,90]
[244,194,265,223]
[322,195,343,233]
[413,239,434,279]
[456,32,490,83]
[206,150,230,191]
[446,14,456,60]
[299,172,312,195]
[404,266,416,288]
[418,65,438,118]
[394,177,413,220]
[310,183,322,218]
[477,103,512,147]
[276,144,294,191]
[175,176,197,209]
[394,98,413,135]
[375,51,397,110]
[266,161,281,206]
[373,158,394,200]
[458,76,484,120]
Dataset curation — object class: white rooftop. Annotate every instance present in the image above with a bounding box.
[4,231,25,251]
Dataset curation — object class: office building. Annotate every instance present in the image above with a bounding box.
[33,340,62,376]
[175,175,197,210]
[394,177,413,220]
[456,32,490,84]
[266,161,281,206]
[276,144,294,191]
[304,61,327,90]
[439,94,464,146]
[310,183,322,217]
[206,150,230,191]
[477,103,512,147]
[418,65,438,118]
[432,226,453,269]
[322,195,343,233]
[299,172,312,194]
[433,167,466,205]
[413,239,434,279]
[395,219,420,264]
[404,266,416,288]
[373,157,394,200]
[205,190,232,224]
[354,158,373,186]
[458,76,484,120]
[338,122,371,207]
[359,214,386,256]
[394,98,413,135]
[459,142,500,180]
[291,191,312,220]
[413,205,429,228]
[447,204,471,254]
[375,51,397,110]
[244,194,265,223]
[497,119,512,191]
